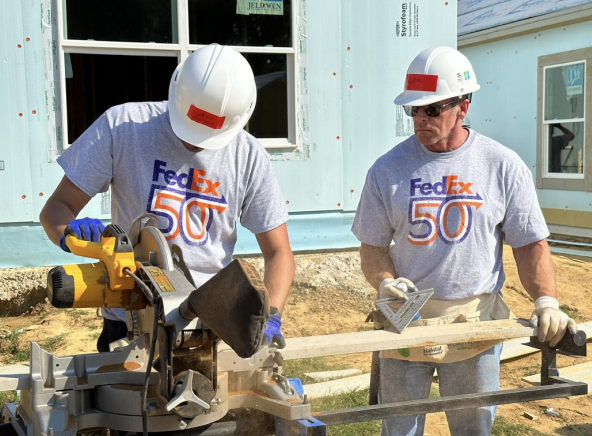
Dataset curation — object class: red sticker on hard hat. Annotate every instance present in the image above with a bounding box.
[406,74,438,92]
[186,105,226,129]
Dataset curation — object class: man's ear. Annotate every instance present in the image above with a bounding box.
[458,99,470,120]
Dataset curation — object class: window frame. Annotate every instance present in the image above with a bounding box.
[56,0,299,151]
[536,47,592,191]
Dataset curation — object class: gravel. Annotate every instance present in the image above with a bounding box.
[0,251,374,317]
[0,267,53,316]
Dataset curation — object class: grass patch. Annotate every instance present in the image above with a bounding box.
[0,332,67,364]
[0,330,30,364]
[67,309,87,322]
[559,305,584,322]
[40,334,67,353]
[283,357,348,383]
[521,363,542,378]
[492,415,550,435]
[429,385,440,398]
[83,321,99,330]
[0,390,18,412]
[311,389,380,436]
[307,389,551,436]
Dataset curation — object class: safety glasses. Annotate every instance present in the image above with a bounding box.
[403,98,461,118]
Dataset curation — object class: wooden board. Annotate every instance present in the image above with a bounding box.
[303,374,371,399]
[281,319,534,360]
[501,321,592,362]
[522,361,592,388]
[0,364,29,391]
[304,369,362,382]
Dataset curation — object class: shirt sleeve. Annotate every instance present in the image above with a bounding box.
[57,112,114,197]
[239,141,289,234]
[501,160,549,248]
[351,165,395,247]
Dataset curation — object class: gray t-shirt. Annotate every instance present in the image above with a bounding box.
[351,129,549,300]
[58,101,288,321]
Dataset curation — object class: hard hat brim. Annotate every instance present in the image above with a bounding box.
[394,85,480,107]
[168,100,245,150]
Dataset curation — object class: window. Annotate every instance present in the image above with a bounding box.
[536,48,592,191]
[56,0,302,150]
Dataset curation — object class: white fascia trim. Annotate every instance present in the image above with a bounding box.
[258,138,298,150]
[186,45,294,55]
[62,40,180,57]
[458,3,592,48]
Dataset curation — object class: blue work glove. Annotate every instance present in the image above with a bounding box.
[59,217,105,252]
[263,306,286,349]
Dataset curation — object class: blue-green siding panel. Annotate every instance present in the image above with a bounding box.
[341,0,458,212]
[23,0,54,216]
[0,0,458,267]
[0,211,358,268]
[0,0,34,222]
[272,0,344,213]
[460,19,592,212]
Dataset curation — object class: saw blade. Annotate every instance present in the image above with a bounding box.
[376,288,434,334]
[134,225,174,271]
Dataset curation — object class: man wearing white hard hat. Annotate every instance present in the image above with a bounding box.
[352,46,576,436]
[40,44,294,353]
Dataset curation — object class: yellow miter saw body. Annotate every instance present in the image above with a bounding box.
[1,215,309,436]
[47,223,146,309]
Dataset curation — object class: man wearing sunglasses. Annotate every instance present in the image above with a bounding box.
[352,46,576,436]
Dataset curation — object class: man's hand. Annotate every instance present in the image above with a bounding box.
[378,277,418,301]
[59,217,105,252]
[530,296,577,347]
[263,306,286,349]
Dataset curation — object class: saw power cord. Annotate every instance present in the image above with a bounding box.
[125,268,159,436]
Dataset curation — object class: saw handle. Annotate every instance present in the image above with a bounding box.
[64,224,136,290]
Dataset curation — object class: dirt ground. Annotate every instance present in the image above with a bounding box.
[1,244,592,435]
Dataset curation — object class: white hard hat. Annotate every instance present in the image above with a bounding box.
[168,44,257,149]
[394,46,480,107]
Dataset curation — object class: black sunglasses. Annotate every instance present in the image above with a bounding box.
[403,98,461,118]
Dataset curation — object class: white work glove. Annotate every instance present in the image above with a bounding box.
[530,296,577,347]
[378,277,419,301]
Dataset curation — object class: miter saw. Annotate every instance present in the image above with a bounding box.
[0,214,310,436]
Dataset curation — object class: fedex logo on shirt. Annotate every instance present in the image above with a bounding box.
[410,175,474,196]
[407,175,483,245]
[147,160,228,246]
[152,160,222,195]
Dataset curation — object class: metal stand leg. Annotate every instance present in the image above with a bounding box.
[541,342,558,386]
[527,329,587,386]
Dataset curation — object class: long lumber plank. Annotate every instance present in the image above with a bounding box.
[281,319,534,361]
[303,374,371,399]
[500,321,592,361]
[0,364,29,391]
[522,361,592,388]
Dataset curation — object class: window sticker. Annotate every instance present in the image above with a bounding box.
[237,0,284,16]
[566,64,584,96]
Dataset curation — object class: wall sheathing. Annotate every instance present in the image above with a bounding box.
[1,0,456,267]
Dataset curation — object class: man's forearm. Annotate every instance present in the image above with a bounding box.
[39,176,93,246]
[512,240,556,301]
[39,198,77,246]
[255,224,294,314]
[360,243,397,290]
[262,250,295,313]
